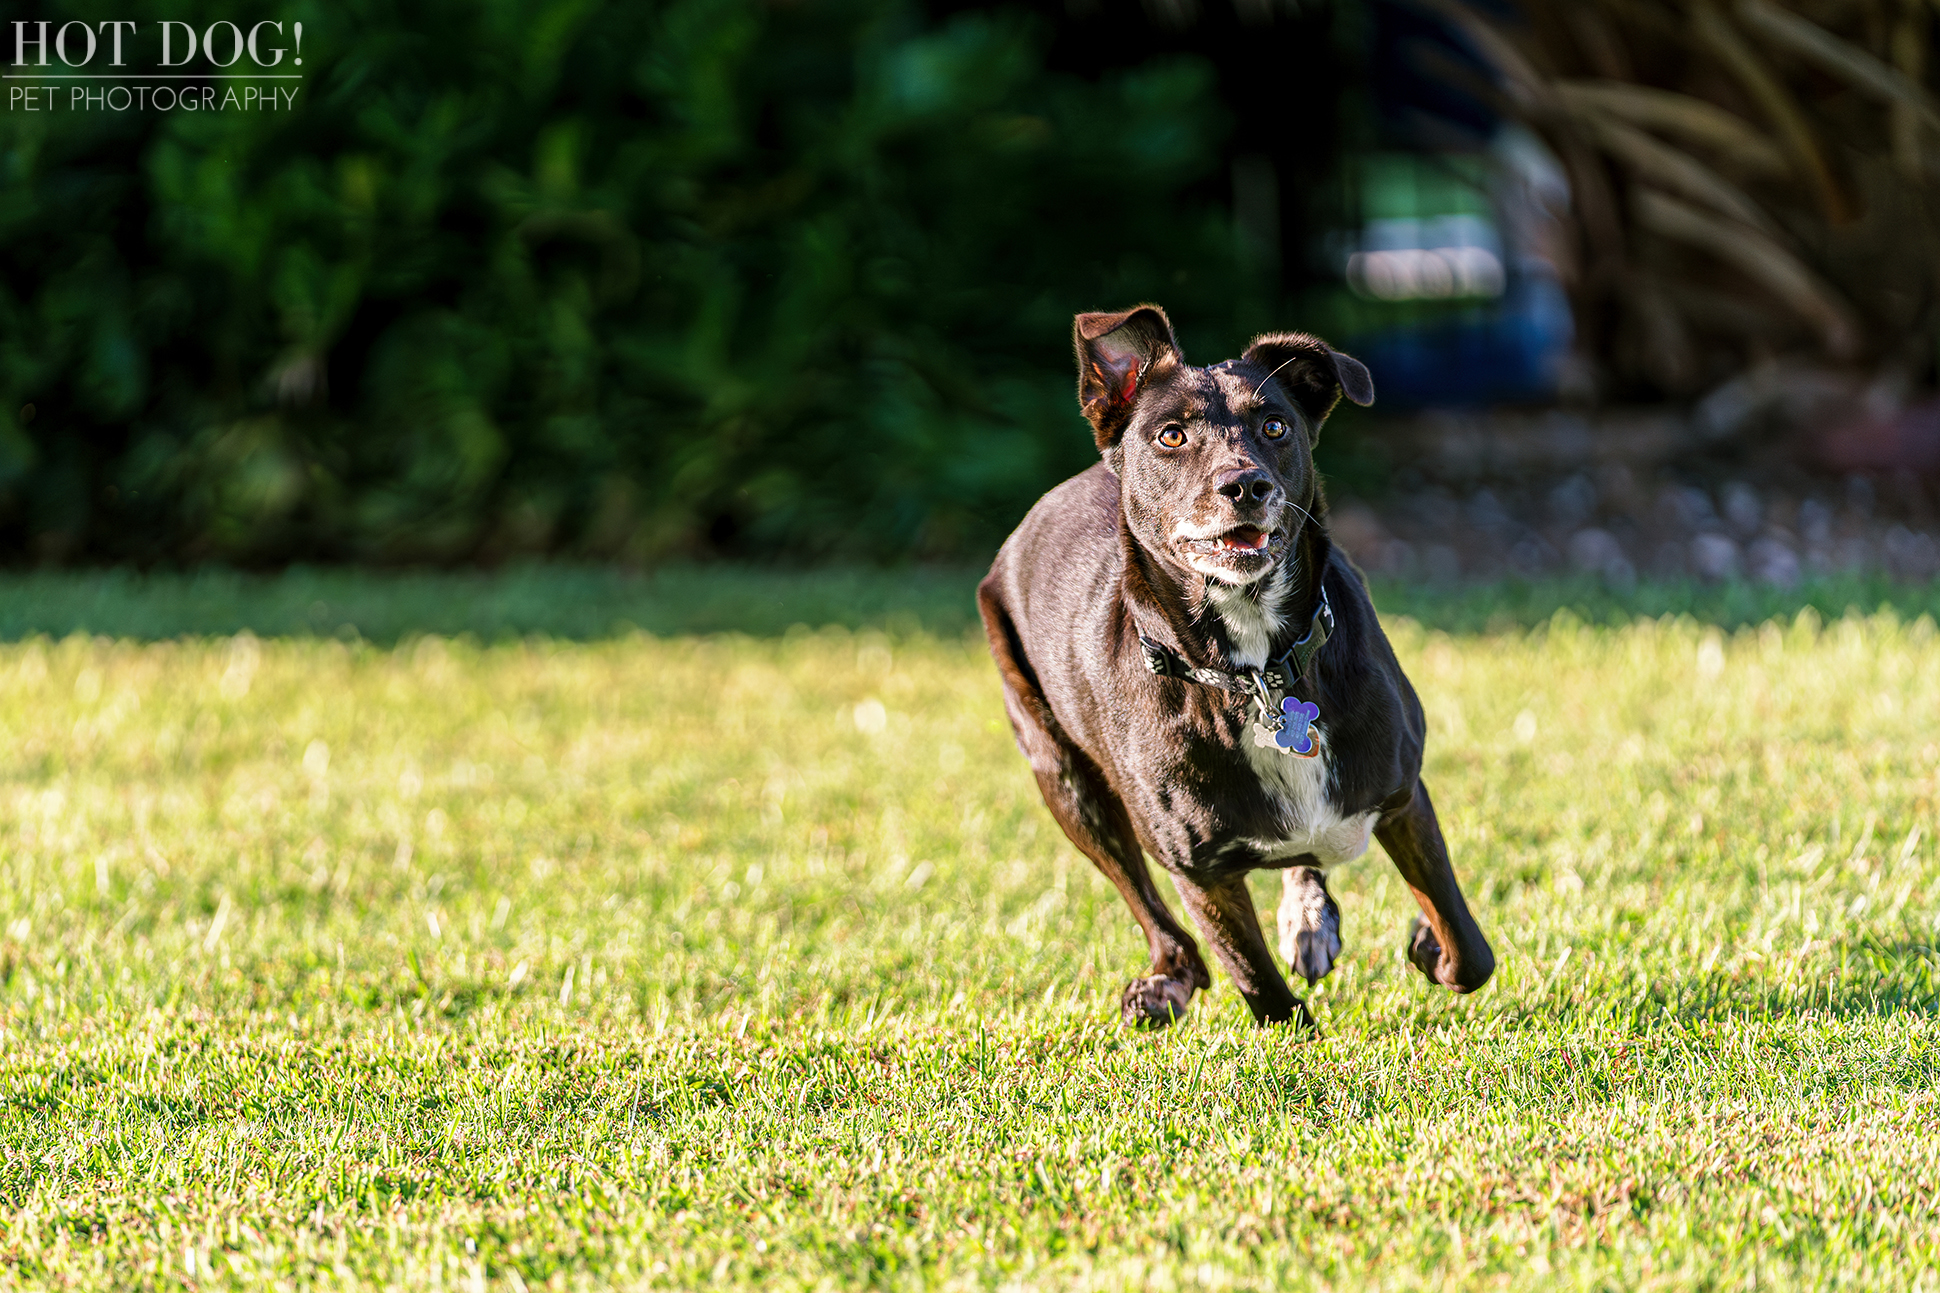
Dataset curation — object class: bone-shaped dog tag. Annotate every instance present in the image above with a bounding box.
[1253,697,1321,757]
[1255,720,1321,756]
[1276,699,1320,755]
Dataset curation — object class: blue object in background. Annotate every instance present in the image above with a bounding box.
[1350,272,1574,407]
[1332,137,1576,408]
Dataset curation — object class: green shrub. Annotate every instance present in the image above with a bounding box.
[1,0,1267,561]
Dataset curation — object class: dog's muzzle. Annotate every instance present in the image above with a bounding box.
[1174,513,1291,581]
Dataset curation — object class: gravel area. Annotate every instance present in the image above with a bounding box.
[1329,407,1940,586]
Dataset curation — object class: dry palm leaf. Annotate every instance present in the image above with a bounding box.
[1552,80,1789,175]
[1690,2,1854,223]
[1891,8,1927,175]
[1735,0,1940,130]
[1580,116,1781,234]
[1414,0,1939,397]
[1631,190,1859,356]
[1406,0,1554,109]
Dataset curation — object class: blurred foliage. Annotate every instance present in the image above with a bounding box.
[1422,0,1940,399]
[0,0,1290,562]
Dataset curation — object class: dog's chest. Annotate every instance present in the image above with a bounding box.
[1207,576,1376,867]
[1234,727,1377,866]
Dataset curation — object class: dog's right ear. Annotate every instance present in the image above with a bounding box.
[1240,332,1374,441]
[1074,305,1182,449]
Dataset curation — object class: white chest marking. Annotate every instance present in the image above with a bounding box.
[1237,726,1378,866]
[1204,575,1289,671]
[1207,576,1375,867]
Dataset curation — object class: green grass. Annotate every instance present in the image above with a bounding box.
[0,566,988,643]
[3,572,1939,1289]
[5,563,1940,641]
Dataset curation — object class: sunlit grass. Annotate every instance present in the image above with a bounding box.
[2,607,1938,1289]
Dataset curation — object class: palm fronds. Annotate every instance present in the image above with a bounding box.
[1420,0,1940,398]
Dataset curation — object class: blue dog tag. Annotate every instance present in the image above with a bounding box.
[1275,697,1320,756]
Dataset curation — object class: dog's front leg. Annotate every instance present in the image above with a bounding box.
[1173,873,1312,1028]
[1277,867,1341,985]
[1376,780,1495,993]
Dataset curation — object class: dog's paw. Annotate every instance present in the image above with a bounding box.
[1406,915,1494,993]
[1406,914,1443,983]
[1277,868,1341,984]
[1120,975,1195,1028]
[1289,920,1341,986]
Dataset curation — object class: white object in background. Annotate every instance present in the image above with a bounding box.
[1347,245,1506,300]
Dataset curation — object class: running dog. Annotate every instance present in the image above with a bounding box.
[977,304,1493,1026]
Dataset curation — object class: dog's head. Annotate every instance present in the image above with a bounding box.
[1073,303,1374,586]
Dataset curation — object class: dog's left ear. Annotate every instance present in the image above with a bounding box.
[1074,304,1183,449]
[1241,333,1374,442]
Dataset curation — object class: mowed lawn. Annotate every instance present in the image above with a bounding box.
[2,583,1938,1289]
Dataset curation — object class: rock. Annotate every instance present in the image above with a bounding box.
[1467,489,1514,530]
[1721,482,1761,536]
[1567,527,1634,585]
[1883,525,1940,579]
[1327,500,1389,568]
[1690,532,1742,581]
[1798,498,1833,545]
[1595,462,1640,513]
[1509,534,1558,574]
[1548,474,1597,529]
[1746,535,1800,588]
[1423,544,1461,581]
[1846,475,1876,519]
[1376,539,1419,576]
[1657,484,1715,530]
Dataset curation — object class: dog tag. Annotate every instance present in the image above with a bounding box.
[1253,697,1320,758]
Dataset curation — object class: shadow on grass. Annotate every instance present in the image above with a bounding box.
[0,565,1937,642]
[0,565,986,644]
[1364,573,1940,635]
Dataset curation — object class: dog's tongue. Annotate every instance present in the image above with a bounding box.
[1220,526,1269,552]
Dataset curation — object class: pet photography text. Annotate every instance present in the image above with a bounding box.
[7,18,302,113]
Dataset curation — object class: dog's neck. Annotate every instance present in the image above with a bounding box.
[1124,517,1330,674]
[1203,566,1295,672]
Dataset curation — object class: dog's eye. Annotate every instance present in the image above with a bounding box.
[1156,425,1187,449]
[1262,417,1290,440]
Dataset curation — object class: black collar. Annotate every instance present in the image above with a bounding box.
[1137,584,1334,695]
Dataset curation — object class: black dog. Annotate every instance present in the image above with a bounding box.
[978,304,1493,1027]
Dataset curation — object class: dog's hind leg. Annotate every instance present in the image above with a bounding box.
[980,584,1209,1027]
[1376,780,1494,993]
[1276,866,1341,985]
[1033,747,1211,1026]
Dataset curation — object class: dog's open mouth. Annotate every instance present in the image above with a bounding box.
[1184,525,1276,557]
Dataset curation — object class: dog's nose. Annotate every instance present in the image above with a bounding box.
[1216,470,1277,506]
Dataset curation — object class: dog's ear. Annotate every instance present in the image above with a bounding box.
[1240,332,1374,441]
[1074,304,1182,448]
